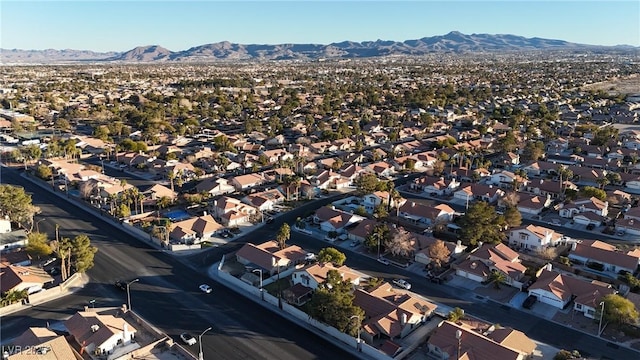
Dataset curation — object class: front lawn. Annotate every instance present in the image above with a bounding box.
[263,276,291,295]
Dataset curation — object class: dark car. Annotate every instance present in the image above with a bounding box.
[523,295,537,309]
[114,281,127,291]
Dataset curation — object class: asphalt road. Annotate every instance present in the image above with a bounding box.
[1,167,354,360]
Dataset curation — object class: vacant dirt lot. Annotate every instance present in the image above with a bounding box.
[582,74,640,96]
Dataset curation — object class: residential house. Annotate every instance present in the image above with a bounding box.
[366,161,396,178]
[413,235,467,266]
[625,174,640,193]
[516,194,552,215]
[0,265,54,294]
[508,225,562,251]
[64,310,137,356]
[230,173,266,192]
[291,263,361,290]
[410,176,460,196]
[568,240,640,274]
[487,170,528,190]
[0,249,32,267]
[528,268,616,317]
[347,219,378,243]
[559,197,609,222]
[453,184,505,204]
[427,321,536,360]
[8,328,78,360]
[363,191,406,213]
[195,178,236,197]
[455,243,527,290]
[211,197,257,227]
[242,189,285,212]
[236,241,306,276]
[354,283,437,342]
[314,206,365,234]
[397,202,455,226]
[260,149,293,164]
[310,169,341,190]
[616,217,640,236]
[169,215,223,243]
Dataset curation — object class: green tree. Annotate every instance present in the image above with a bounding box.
[317,247,346,266]
[61,234,98,274]
[600,294,639,327]
[354,173,379,195]
[117,203,131,218]
[354,206,368,217]
[276,223,291,250]
[489,270,507,289]
[503,206,522,228]
[0,185,40,231]
[35,164,53,180]
[0,289,28,307]
[373,204,388,219]
[458,201,506,245]
[26,232,53,259]
[447,307,465,322]
[579,186,606,201]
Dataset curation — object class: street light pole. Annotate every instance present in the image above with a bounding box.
[349,315,361,352]
[198,327,212,360]
[252,269,264,300]
[598,301,605,336]
[126,278,139,312]
[456,329,462,360]
[376,232,381,259]
[35,218,46,233]
[89,299,96,308]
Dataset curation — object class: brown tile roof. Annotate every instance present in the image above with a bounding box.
[314,206,343,222]
[572,240,639,270]
[487,327,536,355]
[12,327,58,347]
[304,263,359,285]
[7,335,76,360]
[0,265,54,293]
[347,219,378,238]
[529,269,615,305]
[64,311,137,351]
[236,243,279,270]
[170,215,223,238]
[427,321,522,360]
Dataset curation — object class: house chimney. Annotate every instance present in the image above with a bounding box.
[203,211,207,217]
[411,202,416,207]
[546,263,552,272]
[401,313,407,326]
[477,241,483,248]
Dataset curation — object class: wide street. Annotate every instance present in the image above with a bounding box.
[0,166,354,360]
[2,165,638,359]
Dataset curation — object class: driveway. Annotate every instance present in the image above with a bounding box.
[447,274,482,290]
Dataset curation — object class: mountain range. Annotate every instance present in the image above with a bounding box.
[1,31,636,64]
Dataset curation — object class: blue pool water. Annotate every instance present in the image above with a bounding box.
[164,209,191,222]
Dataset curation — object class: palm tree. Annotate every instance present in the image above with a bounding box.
[489,270,507,289]
[167,171,176,192]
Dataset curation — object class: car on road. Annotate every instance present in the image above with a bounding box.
[377,257,390,265]
[199,284,212,294]
[392,279,411,290]
[523,295,537,309]
[114,281,126,291]
[180,333,197,346]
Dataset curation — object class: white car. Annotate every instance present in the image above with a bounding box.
[393,279,412,290]
[199,284,212,294]
[180,333,197,346]
[305,253,317,261]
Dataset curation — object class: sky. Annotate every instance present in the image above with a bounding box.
[1,1,638,52]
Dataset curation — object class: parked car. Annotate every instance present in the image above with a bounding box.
[377,257,390,265]
[305,253,316,261]
[180,333,197,346]
[392,279,412,290]
[523,295,537,309]
[199,284,212,294]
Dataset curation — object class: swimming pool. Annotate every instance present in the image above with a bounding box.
[164,209,192,222]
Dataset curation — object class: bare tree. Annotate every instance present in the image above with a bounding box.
[384,227,414,258]
[428,240,451,268]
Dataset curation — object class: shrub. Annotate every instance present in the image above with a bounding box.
[559,256,571,266]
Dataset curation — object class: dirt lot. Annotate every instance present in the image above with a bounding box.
[582,74,640,96]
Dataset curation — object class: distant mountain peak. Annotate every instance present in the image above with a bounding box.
[1,32,635,64]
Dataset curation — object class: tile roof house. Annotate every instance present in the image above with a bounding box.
[64,310,137,356]
[195,177,236,196]
[291,263,361,290]
[363,191,406,213]
[528,268,616,317]
[169,215,223,243]
[353,283,437,341]
[236,241,306,276]
[508,225,562,251]
[568,240,640,274]
[398,202,455,226]
[427,321,535,360]
[516,194,552,215]
[365,161,396,178]
[242,189,285,211]
[8,328,78,360]
[347,219,378,242]
[615,217,640,236]
[0,265,54,294]
[230,173,266,192]
[412,234,467,266]
[454,243,527,290]
[212,196,257,227]
[314,206,365,233]
[559,197,609,219]
[410,176,460,196]
[453,184,505,204]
